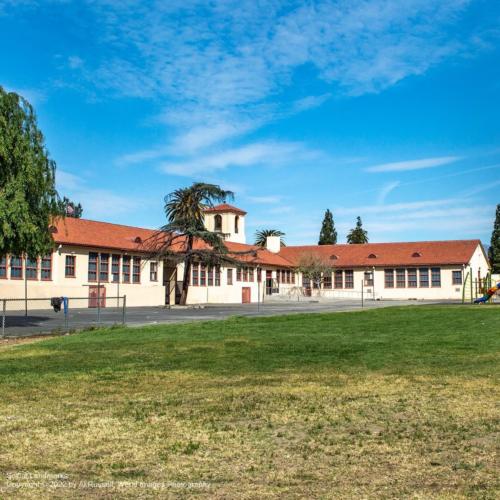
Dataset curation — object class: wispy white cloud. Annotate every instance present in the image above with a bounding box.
[336,198,460,216]
[377,180,400,204]
[160,141,320,176]
[67,55,84,69]
[462,179,500,197]
[246,195,283,204]
[33,0,486,166]
[269,205,294,214]
[365,156,461,173]
[3,84,46,105]
[56,169,143,220]
[290,94,331,113]
[56,170,81,191]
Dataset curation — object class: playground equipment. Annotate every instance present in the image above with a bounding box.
[474,282,500,304]
[463,271,499,304]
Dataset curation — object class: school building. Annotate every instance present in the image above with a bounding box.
[0,203,490,306]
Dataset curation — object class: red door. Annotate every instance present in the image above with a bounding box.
[242,287,251,304]
[89,286,106,308]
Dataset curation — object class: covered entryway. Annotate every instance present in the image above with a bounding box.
[265,270,273,295]
[163,264,177,305]
[242,287,251,304]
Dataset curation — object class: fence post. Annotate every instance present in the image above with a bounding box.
[1,300,5,338]
[122,295,127,325]
[64,298,69,331]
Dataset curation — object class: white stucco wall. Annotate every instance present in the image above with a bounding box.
[203,212,246,244]
[276,244,490,301]
[0,245,165,308]
[185,265,266,304]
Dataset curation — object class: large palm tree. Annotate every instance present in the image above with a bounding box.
[161,183,234,305]
[254,229,286,247]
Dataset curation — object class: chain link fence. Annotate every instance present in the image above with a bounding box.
[1,295,127,338]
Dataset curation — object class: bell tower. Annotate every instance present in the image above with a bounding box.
[203,203,247,244]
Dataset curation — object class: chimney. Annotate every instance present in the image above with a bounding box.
[266,235,281,253]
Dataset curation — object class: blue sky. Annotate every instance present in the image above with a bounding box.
[1,0,499,245]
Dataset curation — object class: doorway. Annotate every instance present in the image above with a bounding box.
[88,285,106,308]
[163,264,177,305]
[242,287,251,303]
[265,270,273,295]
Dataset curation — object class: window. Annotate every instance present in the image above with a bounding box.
[215,267,221,286]
[132,257,141,283]
[208,266,214,286]
[88,252,98,281]
[364,271,374,287]
[344,270,354,289]
[65,255,76,278]
[0,256,6,279]
[323,272,332,289]
[41,254,52,280]
[242,267,248,282]
[431,267,441,287]
[200,264,206,286]
[419,268,429,288]
[248,267,254,282]
[407,268,417,288]
[334,270,343,289]
[100,253,109,282]
[384,269,394,288]
[257,269,262,282]
[234,215,239,234]
[227,268,233,285]
[10,256,23,279]
[111,255,120,283]
[236,267,241,281]
[26,257,38,280]
[150,261,158,281]
[452,270,462,285]
[192,264,199,286]
[291,272,295,284]
[396,269,406,288]
[214,214,222,232]
[122,256,131,283]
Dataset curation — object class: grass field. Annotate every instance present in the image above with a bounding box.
[0,306,498,498]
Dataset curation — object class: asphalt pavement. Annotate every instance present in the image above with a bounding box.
[1,298,443,337]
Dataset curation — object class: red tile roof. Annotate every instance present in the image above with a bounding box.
[203,203,247,215]
[52,217,291,267]
[52,218,484,269]
[278,241,484,268]
[52,217,158,253]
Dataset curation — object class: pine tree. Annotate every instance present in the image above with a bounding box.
[318,209,337,245]
[488,204,500,273]
[346,216,368,244]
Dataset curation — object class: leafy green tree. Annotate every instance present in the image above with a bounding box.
[61,197,83,218]
[347,216,368,244]
[152,183,234,305]
[488,204,500,273]
[318,209,337,245]
[0,87,61,257]
[254,229,285,247]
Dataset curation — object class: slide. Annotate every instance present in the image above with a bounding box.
[474,282,500,304]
